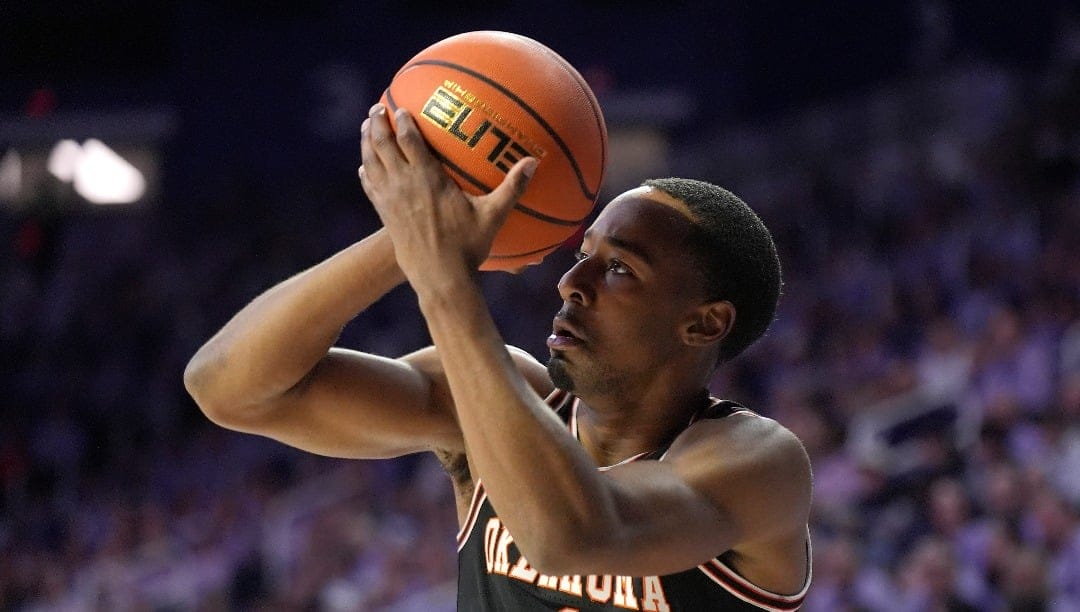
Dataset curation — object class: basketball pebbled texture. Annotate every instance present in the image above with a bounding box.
[379,31,607,271]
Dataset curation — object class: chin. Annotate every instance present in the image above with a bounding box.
[546,356,576,392]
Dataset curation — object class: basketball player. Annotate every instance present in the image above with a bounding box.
[185,104,812,610]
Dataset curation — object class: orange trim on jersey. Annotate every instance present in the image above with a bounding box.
[659,398,755,461]
[696,537,812,612]
[572,397,652,470]
[569,396,581,440]
[545,387,572,410]
[456,481,488,552]
[687,397,724,426]
[596,451,651,472]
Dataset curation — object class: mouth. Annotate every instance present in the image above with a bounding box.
[547,315,586,349]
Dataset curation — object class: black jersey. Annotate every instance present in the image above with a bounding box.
[456,390,811,611]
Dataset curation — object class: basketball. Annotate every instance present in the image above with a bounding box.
[379,31,608,271]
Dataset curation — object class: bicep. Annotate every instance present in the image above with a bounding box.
[582,417,811,576]
[211,344,553,461]
[590,460,737,576]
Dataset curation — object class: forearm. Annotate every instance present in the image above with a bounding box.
[415,270,615,564]
[185,229,404,410]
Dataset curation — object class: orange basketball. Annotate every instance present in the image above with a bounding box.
[379,31,607,271]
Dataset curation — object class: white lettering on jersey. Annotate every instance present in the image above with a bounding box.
[613,575,639,609]
[641,576,671,611]
[494,527,514,575]
[559,574,583,596]
[586,574,613,602]
[508,555,539,582]
[483,518,500,573]
[480,516,671,611]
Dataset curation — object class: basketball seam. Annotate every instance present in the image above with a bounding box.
[398,59,601,203]
[512,35,608,193]
[385,88,588,227]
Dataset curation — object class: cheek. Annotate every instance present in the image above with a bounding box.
[597,281,687,351]
[607,308,681,352]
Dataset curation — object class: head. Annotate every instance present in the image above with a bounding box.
[642,178,782,361]
[546,178,781,395]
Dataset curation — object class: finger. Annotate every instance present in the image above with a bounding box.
[393,108,436,167]
[367,103,407,168]
[479,157,538,225]
[357,165,376,200]
[360,116,385,183]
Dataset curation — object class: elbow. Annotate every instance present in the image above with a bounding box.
[183,354,208,407]
[518,524,611,577]
[184,352,282,433]
[524,549,575,577]
[183,353,235,428]
[183,351,213,406]
[514,496,625,575]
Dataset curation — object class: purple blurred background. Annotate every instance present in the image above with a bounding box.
[1,2,1078,610]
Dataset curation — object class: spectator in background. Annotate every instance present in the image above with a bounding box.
[1025,486,1080,611]
[895,536,978,612]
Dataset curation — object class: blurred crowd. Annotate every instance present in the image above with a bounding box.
[715,52,1080,609]
[3,39,1080,612]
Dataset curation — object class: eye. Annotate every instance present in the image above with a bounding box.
[607,259,632,275]
[574,249,589,262]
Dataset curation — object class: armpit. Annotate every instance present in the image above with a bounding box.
[436,448,472,487]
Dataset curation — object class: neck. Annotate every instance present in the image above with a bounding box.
[572,386,710,467]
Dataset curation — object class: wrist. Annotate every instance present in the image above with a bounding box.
[336,230,406,289]
[413,260,481,312]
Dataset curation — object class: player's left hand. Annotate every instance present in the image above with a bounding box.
[358,103,537,284]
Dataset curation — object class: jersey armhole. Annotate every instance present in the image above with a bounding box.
[456,481,488,552]
[697,533,812,611]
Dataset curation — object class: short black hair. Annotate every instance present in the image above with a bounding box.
[642,178,782,363]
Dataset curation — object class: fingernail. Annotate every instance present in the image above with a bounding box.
[522,158,538,179]
[369,103,385,117]
[361,118,370,132]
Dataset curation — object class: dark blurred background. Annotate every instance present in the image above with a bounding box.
[1,1,1078,610]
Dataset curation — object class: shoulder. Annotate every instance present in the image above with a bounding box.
[676,408,809,471]
[506,345,557,398]
[664,408,812,543]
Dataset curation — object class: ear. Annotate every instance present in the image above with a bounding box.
[680,300,735,348]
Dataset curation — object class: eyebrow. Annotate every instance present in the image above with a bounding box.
[582,230,653,265]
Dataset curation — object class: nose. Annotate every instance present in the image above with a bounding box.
[557,258,595,306]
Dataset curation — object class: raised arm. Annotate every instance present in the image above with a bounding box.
[361,104,811,590]
[413,268,811,582]
[183,229,462,459]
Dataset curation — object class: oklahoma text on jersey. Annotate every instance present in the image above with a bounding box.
[482,514,673,611]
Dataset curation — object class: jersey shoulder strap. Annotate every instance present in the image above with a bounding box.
[698,398,752,421]
[545,388,575,425]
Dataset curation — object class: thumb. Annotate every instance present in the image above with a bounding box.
[479,157,538,224]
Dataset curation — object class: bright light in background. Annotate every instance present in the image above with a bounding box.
[45,139,146,205]
[0,150,21,201]
[47,139,82,182]
[73,140,146,205]
[2,107,171,210]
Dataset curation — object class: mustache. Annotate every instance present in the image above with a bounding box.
[552,307,590,342]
